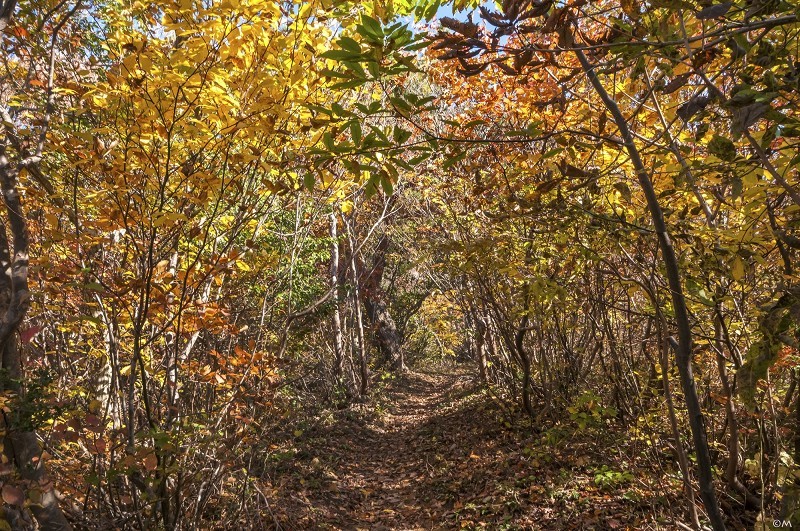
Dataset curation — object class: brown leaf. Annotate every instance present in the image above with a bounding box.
[2,484,25,506]
[537,179,561,194]
[144,452,158,472]
[731,102,769,135]
[621,0,639,18]
[662,73,691,94]
[696,2,733,19]
[677,95,711,121]
[440,17,480,38]
[496,61,518,75]
[560,163,589,178]
[541,7,564,33]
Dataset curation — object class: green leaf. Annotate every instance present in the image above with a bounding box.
[319,68,354,80]
[443,150,467,170]
[369,125,390,143]
[708,134,736,159]
[380,173,394,195]
[389,96,411,113]
[331,103,352,117]
[420,0,442,21]
[342,159,361,177]
[462,119,487,129]
[408,153,430,165]
[321,49,360,61]
[366,60,381,78]
[343,60,367,78]
[542,148,564,159]
[392,126,412,144]
[359,15,384,41]
[337,37,361,54]
[365,173,381,200]
[305,103,334,116]
[403,39,431,52]
[350,120,362,146]
[323,132,335,151]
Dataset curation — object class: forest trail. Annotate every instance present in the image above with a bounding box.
[265,369,670,530]
[268,369,484,529]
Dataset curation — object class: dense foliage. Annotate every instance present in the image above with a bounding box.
[0,0,799,528]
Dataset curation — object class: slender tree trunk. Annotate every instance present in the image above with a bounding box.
[94,295,122,429]
[563,23,725,530]
[515,280,535,420]
[659,320,701,530]
[715,312,760,508]
[347,228,368,396]
[515,323,535,420]
[330,213,345,379]
[475,313,489,384]
[165,245,180,426]
[353,272,368,396]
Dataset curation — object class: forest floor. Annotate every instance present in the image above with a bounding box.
[260,367,706,530]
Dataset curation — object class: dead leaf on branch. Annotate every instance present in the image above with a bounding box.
[439,18,481,39]
[731,102,770,135]
[662,73,691,94]
[677,94,711,121]
[696,2,733,20]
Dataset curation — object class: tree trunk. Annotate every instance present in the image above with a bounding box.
[362,236,405,371]
[347,229,369,396]
[0,156,72,529]
[563,23,725,530]
[364,297,404,371]
[475,313,489,384]
[330,213,345,379]
[659,322,701,530]
[515,323,535,420]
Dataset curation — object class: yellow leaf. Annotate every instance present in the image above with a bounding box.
[673,62,691,76]
[121,54,138,75]
[88,399,103,414]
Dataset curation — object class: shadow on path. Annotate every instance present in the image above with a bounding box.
[263,369,675,530]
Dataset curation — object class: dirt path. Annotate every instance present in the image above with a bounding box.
[264,369,673,530]
[268,370,478,529]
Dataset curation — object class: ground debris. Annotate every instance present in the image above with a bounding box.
[264,369,682,529]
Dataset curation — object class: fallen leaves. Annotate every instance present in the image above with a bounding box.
[265,371,679,529]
